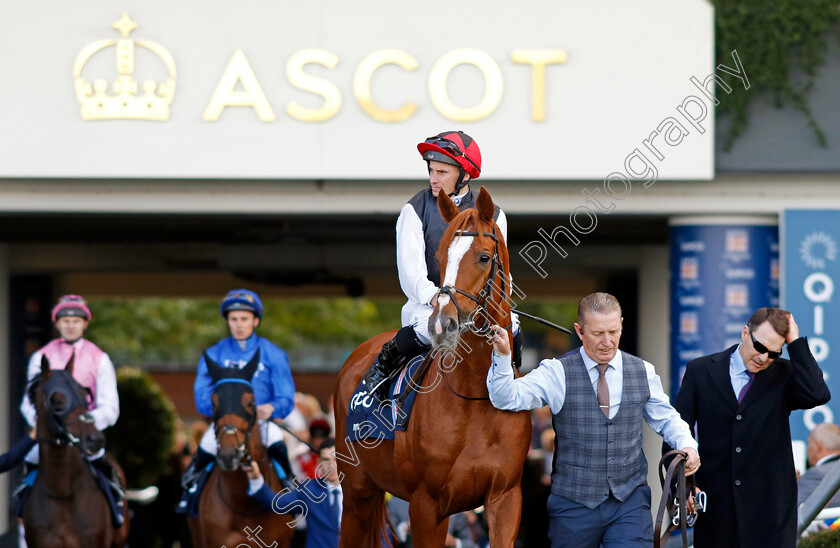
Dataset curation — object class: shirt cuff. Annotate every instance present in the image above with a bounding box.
[492,352,512,365]
[418,285,439,306]
[247,477,265,495]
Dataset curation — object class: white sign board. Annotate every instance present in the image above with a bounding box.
[0,0,716,180]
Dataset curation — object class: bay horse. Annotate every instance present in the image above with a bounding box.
[24,355,130,548]
[188,350,295,548]
[334,186,532,547]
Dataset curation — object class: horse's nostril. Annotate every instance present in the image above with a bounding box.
[446,317,458,334]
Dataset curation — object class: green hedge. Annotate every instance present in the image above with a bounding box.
[106,367,176,488]
[799,527,840,548]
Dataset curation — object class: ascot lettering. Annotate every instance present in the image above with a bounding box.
[204,48,566,123]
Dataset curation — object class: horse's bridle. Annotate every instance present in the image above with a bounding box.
[434,225,513,401]
[33,378,99,500]
[438,226,510,336]
[213,379,258,466]
[42,380,96,454]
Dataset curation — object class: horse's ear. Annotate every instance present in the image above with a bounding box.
[64,354,75,374]
[476,186,494,224]
[241,349,260,381]
[204,352,225,382]
[41,355,51,379]
[437,190,460,223]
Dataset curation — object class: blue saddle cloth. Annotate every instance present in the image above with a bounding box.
[345,352,426,442]
[176,462,215,517]
[16,465,124,527]
[176,458,287,517]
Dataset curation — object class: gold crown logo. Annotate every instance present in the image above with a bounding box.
[74,14,177,121]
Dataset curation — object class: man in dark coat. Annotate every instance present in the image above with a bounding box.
[671,307,830,548]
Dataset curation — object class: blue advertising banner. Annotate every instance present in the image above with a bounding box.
[783,210,838,444]
[669,221,779,397]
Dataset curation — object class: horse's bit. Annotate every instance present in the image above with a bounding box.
[215,421,254,464]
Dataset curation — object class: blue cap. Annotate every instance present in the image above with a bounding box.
[221,289,263,319]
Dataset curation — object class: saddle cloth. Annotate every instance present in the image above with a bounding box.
[345,352,426,442]
[16,465,124,527]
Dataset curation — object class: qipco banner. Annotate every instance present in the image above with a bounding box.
[669,219,780,397]
[783,210,839,443]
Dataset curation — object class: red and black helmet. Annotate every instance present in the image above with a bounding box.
[417,131,481,181]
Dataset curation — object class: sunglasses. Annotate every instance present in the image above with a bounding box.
[749,331,783,359]
[424,136,480,170]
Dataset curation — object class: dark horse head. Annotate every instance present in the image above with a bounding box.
[206,350,260,472]
[29,355,105,456]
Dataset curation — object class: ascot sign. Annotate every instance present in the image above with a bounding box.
[2,0,713,180]
[76,15,567,124]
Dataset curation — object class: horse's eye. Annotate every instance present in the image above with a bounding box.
[480,254,491,263]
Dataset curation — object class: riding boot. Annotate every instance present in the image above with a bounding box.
[267,441,295,490]
[362,326,429,401]
[181,447,214,490]
[511,329,524,371]
[91,455,125,497]
[89,454,126,527]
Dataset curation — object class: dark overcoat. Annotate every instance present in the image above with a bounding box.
[671,338,830,548]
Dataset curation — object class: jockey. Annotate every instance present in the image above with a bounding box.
[182,289,296,488]
[17,295,125,526]
[20,295,120,461]
[362,131,522,400]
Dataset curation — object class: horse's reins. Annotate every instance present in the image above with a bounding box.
[36,407,98,499]
[655,450,704,548]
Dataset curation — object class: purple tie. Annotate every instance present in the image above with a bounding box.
[737,371,754,404]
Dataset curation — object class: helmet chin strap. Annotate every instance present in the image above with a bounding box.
[447,170,469,197]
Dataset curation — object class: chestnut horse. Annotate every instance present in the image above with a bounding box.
[188,350,295,548]
[24,356,130,548]
[334,187,532,547]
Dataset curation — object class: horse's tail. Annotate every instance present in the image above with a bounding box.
[368,495,393,548]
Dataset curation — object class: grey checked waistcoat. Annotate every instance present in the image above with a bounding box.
[551,349,650,509]
[407,188,500,287]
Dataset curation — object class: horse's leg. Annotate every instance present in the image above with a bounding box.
[484,487,524,548]
[408,493,450,548]
[339,464,388,548]
[187,516,203,548]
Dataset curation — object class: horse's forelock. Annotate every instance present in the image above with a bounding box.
[437,208,498,263]
[438,210,477,255]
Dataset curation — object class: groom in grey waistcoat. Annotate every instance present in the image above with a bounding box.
[486,292,699,548]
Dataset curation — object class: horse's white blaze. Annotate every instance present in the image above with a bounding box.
[443,235,474,288]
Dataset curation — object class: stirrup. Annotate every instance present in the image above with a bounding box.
[181,465,202,490]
